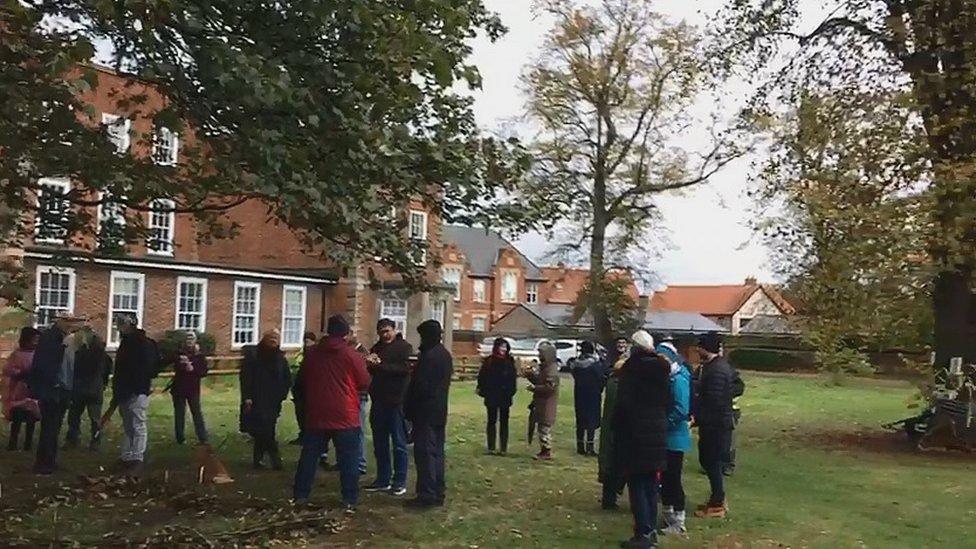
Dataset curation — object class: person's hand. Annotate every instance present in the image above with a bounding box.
[244,399,253,412]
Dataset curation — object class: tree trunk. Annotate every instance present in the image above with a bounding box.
[590,170,613,346]
[932,267,976,367]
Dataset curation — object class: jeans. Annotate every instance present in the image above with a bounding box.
[627,472,659,538]
[173,394,209,444]
[8,409,37,451]
[699,426,731,505]
[413,422,446,503]
[485,405,510,453]
[294,428,362,504]
[370,404,408,488]
[661,450,686,511]
[65,395,103,445]
[358,397,368,473]
[35,390,70,472]
[120,394,150,462]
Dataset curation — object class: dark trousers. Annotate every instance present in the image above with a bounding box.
[294,428,362,504]
[627,472,659,538]
[413,422,446,504]
[65,395,103,445]
[576,425,596,453]
[661,450,686,511]
[485,405,510,452]
[173,394,209,444]
[699,426,731,505]
[371,404,409,488]
[35,390,70,472]
[293,397,305,438]
[726,410,741,473]
[602,475,626,508]
[8,409,37,451]
[252,421,281,468]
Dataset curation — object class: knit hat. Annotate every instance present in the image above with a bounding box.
[698,332,722,354]
[417,319,442,342]
[631,330,654,352]
[326,315,350,337]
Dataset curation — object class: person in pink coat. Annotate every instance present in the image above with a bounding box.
[3,327,41,451]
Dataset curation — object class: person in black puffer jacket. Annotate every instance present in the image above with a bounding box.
[476,338,517,455]
[613,330,670,549]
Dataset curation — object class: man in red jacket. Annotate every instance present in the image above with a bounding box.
[292,315,370,511]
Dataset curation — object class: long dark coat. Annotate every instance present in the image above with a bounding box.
[570,354,605,430]
[239,346,292,436]
[477,355,517,409]
[612,348,671,475]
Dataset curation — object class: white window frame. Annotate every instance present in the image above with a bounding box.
[152,126,179,166]
[442,266,463,302]
[232,281,262,349]
[107,271,146,348]
[147,198,176,256]
[409,210,428,266]
[175,277,208,332]
[34,177,71,244]
[473,279,487,303]
[430,300,446,327]
[501,270,518,304]
[526,282,539,304]
[280,285,308,349]
[34,265,76,328]
[380,298,409,335]
[102,113,131,154]
[96,190,126,250]
[452,313,462,331]
[472,315,487,332]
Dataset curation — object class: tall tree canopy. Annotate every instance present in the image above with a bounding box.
[518,0,741,343]
[0,0,525,304]
[715,0,976,368]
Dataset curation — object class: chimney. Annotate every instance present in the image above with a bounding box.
[745,276,758,286]
[638,294,649,311]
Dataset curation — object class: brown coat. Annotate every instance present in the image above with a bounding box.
[527,344,560,427]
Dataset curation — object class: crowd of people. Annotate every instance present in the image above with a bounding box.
[4,309,742,548]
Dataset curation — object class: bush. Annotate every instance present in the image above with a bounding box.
[728,348,814,372]
[157,330,216,365]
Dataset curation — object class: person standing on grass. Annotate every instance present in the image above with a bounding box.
[170,331,210,446]
[293,315,370,512]
[656,337,692,535]
[476,337,517,456]
[569,341,605,456]
[111,315,160,478]
[241,329,292,470]
[613,330,670,549]
[348,334,371,476]
[288,331,319,446]
[4,327,41,452]
[64,326,111,451]
[28,314,85,475]
[364,318,414,495]
[598,336,630,510]
[404,320,453,508]
[692,332,741,519]
[526,342,559,461]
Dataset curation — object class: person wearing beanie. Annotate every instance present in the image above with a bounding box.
[241,329,292,471]
[569,340,605,456]
[613,330,670,548]
[526,341,560,461]
[692,331,743,520]
[404,320,453,508]
[293,315,370,512]
[656,337,692,536]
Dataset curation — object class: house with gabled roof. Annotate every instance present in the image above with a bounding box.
[648,277,796,335]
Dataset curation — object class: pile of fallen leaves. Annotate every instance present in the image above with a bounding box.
[2,473,346,547]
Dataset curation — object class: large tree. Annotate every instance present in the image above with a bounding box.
[715,1,976,368]
[0,0,524,306]
[518,0,741,344]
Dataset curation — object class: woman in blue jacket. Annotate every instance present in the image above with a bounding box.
[655,338,692,535]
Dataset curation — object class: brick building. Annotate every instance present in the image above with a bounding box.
[13,64,453,355]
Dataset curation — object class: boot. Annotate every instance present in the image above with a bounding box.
[576,441,586,455]
[533,449,553,461]
[659,505,675,529]
[585,442,597,457]
[661,510,687,535]
[694,501,727,519]
[269,444,283,471]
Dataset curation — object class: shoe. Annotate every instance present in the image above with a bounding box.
[576,445,586,455]
[660,506,675,529]
[292,498,309,506]
[601,502,619,511]
[359,468,368,476]
[498,449,507,456]
[364,482,392,492]
[404,497,438,509]
[485,449,497,455]
[390,486,407,496]
[33,465,55,476]
[723,465,735,477]
[694,502,727,519]
[619,534,657,548]
[343,503,357,515]
[660,510,686,535]
[533,450,553,461]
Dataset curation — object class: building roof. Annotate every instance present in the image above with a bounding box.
[441,225,544,279]
[648,280,795,316]
[541,265,641,305]
[499,304,727,334]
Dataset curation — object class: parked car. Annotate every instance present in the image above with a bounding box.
[478,337,554,365]
[556,340,608,372]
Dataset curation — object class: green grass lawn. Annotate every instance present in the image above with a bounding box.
[2,372,975,547]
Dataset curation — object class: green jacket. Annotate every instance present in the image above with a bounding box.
[598,374,622,484]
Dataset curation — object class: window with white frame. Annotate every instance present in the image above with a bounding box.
[35,178,71,243]
[442,266,462,301]
[233,282,261,347]
[147,198,175,255]
[430,300,446,327]
[153,126,179,165]
[501,271,518,303]
[34,266,75,328]
[102,113,131,153]
[97,190,126,251]
[176,277,207,332]
[381,298,408,335]
[452,313,461,331]
[409,210,428,265]
[108,272,145,346]
[526,282,539,304]
[281,286,307,348]
[472,315,487,332]
[473,279,486,303]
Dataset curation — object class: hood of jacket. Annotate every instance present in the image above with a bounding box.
[538,342,557,367]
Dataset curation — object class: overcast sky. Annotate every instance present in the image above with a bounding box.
[468,0,774,288]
